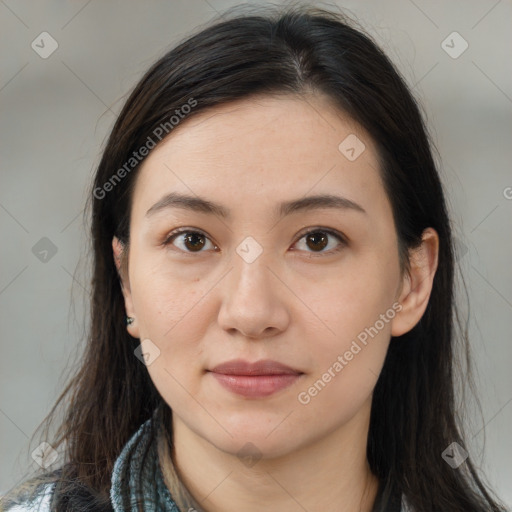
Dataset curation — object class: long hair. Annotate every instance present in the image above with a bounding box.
[2,4,507,511]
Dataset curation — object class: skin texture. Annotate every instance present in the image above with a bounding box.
[113,94,439,512]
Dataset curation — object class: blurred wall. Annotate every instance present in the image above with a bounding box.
[1,0,511,505]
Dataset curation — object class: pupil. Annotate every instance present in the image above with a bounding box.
[307,232,327,251]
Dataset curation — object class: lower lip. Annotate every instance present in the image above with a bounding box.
[209,372,302,398]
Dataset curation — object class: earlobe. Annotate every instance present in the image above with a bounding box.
[391,228,439,337]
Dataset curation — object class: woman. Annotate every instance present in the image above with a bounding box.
[1,4,507,512]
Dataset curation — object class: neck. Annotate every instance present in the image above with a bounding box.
[163,399,380,512]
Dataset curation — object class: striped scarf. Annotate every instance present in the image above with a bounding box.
[109,404,403,512]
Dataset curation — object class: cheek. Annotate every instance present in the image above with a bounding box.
[296,254,397,410]
[306,254,398,344]
[129,263,213,391]
[131,258,207,336]
[297,312,392,420]
[140,301,209,416]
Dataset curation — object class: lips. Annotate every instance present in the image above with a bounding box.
[210,359,302,376]
[208,359,303,398]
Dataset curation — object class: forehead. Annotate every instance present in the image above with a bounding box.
[131,94,385,221]
[144,93,375,158]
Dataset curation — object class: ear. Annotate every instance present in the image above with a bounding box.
[391,227,439,337]
[112,236,140,338]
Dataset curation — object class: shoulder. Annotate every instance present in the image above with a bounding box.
[2,482,56,512]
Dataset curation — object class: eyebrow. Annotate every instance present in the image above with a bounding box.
[145,192,367,220]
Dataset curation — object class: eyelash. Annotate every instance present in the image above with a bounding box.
[162,227,347,257]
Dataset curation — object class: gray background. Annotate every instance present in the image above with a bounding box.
[1,0,511,505]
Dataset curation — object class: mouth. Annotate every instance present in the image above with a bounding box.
[207,359,304,398]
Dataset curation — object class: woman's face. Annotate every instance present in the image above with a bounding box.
[115,94,412,459]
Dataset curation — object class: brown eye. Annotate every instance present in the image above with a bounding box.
[164,229,216,253]
[294,228,346,256]
[305,232,329,252]
[182,232,206,252]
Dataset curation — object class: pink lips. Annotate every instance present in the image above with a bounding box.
[208,359,303,398]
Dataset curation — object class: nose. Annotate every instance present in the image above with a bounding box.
[217,252,290,339]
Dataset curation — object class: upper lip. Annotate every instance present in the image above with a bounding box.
[210,359,302,376]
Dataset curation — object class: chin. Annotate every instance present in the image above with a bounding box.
[194,412,306,461]
[212,431,301,462]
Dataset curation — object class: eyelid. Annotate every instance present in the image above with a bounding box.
[295,226,347,244]
[162,226,347,255]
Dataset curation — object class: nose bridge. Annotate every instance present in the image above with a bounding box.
[217,236,289,337]
[230,236,275,298]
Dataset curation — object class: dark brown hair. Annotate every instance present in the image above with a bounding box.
[2,3,507,511]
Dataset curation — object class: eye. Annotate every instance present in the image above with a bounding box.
[162,227,347,256]
[292,228,347,256]
[163,228,217,254]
